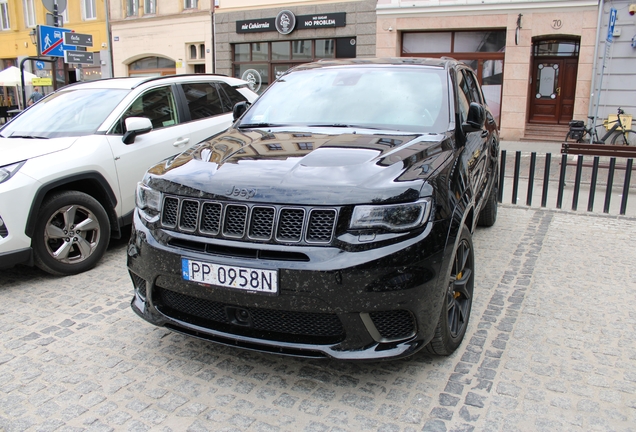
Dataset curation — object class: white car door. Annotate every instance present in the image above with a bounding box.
[106,85,192,216]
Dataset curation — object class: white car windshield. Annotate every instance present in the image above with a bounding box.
[240,66,450,133]
[0,88,129,139]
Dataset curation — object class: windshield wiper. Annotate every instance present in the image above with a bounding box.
[308,123,383,130]
[237,123,284,128]
[7,134,49,139]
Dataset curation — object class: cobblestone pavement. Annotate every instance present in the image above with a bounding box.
[1,206,635,432]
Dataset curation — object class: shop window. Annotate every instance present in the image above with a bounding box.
[454,31,506,53]
[252,43,268,61]
[83,0,97,20]
[1,0,10,30]
[23,0,36,27]
[292,40,311,60]
[233,39,347,94]
[403,32,451,54]
[315,40,335,58]
[271,42,290,60]
[144,0,155,15]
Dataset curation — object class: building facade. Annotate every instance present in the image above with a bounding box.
[376,0,600,140]
[0,0,109,108]
[214,0,376,93]
[108,0,376,94]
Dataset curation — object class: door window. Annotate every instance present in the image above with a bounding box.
[113,86,178,134]
[456,71,471,121]
[536,63,559,99]
[181,82,224,120]
[218,82,248,112]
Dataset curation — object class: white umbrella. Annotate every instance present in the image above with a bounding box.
[0,66,37,86]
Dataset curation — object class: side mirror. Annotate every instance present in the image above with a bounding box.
[233,101,248,121]
[122,117,153,144]
[462,102,486,133]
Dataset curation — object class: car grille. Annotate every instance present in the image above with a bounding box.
[369,310,416,340]
[160,195,338,245]
[156,287,345,344]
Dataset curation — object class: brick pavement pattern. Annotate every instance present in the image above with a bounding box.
[1,207,635,431]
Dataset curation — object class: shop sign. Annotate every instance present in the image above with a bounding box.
[275,10,296,35]
[297,13,346,30]
[236,18,276,33]
[237,11,346,34]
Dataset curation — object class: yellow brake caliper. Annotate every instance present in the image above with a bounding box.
[454,271,462,298]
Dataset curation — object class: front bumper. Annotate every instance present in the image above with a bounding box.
[0,171,39,269]
[128,211,451,360]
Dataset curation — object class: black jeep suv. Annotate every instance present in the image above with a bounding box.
[128,58,499,361]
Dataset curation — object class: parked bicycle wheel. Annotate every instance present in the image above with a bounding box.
[611,129,636,146]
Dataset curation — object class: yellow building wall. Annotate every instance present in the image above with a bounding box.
[0,0,109,62]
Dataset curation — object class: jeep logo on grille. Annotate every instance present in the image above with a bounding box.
[226,186,257,199]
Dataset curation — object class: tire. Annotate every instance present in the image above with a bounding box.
[426,225,475,356]
[477,181,498,227]
[33,191,111,276]
[611,129,636,146]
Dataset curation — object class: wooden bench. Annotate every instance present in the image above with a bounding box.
[561,142,636,158]
[561,143,636,171]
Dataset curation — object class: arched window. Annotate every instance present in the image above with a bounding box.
[128,56,176,76]
[199,44,205,59]
[190,45,197,59]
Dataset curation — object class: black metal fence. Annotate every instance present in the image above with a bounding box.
[498,150,634,216]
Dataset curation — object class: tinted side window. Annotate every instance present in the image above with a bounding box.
[218,82,247,113]
[456,70,471,121]
[181,82,224,120]
[463,70,483,104]
[113,86,178,134]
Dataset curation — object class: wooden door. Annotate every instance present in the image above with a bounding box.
[529,58,578,124]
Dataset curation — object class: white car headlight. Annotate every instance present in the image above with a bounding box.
[0,161,26,184]
[350,198,432,232]
[136,182,162,212]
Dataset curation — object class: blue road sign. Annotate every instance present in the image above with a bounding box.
[35,61,45,70]
[607,8,617,42]
[38,25,76,57]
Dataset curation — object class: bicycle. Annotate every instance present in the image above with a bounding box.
[565,107,636,145]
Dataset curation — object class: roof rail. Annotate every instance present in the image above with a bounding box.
[130,73,230,89]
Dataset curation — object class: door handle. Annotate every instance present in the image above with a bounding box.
[173,137,190,147]
[556,87,561,96]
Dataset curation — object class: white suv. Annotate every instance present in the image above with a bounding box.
[0,74,257,275]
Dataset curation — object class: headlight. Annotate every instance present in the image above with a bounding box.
[136,182,162,212]
[0,161,26,184]
[350,198,432,232]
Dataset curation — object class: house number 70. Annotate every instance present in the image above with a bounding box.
[552,19,563,29]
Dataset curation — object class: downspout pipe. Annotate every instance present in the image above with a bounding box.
[587,0,604,125]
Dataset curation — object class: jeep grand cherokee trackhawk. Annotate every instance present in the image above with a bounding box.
[128,58,499,360]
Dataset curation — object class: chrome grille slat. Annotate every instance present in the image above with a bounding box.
[160,195,337,246]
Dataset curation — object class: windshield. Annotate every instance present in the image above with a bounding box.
[0,88,130,139]
[240,66,449,133]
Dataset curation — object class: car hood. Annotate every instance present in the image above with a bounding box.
[0,136,78,166]
[146,127,454,205]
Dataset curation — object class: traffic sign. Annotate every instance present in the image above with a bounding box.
[64,50,94,65]
[63,32,93,47]
[37,25,76,57]
[607,8,617,42]
[32,77,53,86]
[42,0,67,14]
